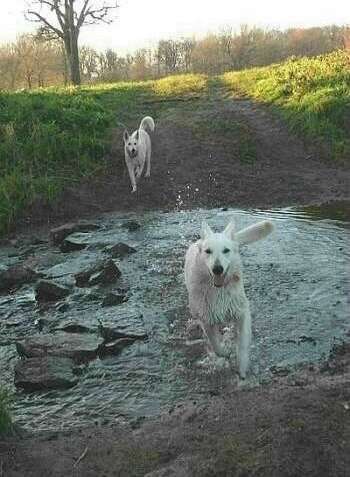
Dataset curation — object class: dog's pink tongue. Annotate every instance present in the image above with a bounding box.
[213,275,225,287]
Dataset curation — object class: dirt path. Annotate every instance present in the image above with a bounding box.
[1,344,350,476]
[1,84,350,476]
[18,82,350,233]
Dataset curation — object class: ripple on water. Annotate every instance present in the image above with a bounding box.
[1,205,349,430]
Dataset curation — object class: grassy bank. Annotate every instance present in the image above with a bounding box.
[1,56,349,236]
[0,74,208,235]
[222,50,350,161]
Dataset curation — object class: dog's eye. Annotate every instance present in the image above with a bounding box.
[223,248,230,254]
[128,143,131,146]
[134,143,137,146]
[205,249,212,254]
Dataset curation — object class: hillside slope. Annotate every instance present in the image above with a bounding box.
[222,50,350,161]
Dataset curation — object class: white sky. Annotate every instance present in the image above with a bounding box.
[1,0,349,53]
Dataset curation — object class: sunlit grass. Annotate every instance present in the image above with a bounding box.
[222,50,350,161]
[0,80,155,234]
[1,56,347,235]
[153,73,208,97]
[0,74,210,235]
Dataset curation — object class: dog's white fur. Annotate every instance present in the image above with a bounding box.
[184,219,274,378]
[123,116,155,193]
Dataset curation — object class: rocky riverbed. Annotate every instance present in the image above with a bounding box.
[0,206,349,433]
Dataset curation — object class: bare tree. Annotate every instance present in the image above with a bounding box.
[180,38,196,72]
[80,45,98,81]
[15,35,36,88]
[157,40,182,74]
[0,44,21,89]
[26,1,118,85]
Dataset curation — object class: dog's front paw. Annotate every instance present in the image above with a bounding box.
[131,186,137,193]
[145,172,150,178]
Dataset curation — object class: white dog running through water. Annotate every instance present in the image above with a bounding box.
[123,116,155,193]
[184,219,274,378]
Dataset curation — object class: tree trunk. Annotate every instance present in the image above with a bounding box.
[69,32,81,85]
[65,0,81,85]
[26,72,32,89]
[63,32,81,86]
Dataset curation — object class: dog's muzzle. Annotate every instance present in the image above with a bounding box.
[128,149,138,159]
[212,268,240,288]
[212,265,225,287]
[213,275,225,287]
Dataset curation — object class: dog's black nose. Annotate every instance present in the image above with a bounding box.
[213,265,224,276]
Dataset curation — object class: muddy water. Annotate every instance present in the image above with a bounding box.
[0,206,349,431]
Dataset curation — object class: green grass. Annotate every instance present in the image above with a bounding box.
[0,74,208,235]
[222,50,350,161]
[0,387,12,435]
[153,73,208,97]
[1,55,348,236]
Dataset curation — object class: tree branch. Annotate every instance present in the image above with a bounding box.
[77,0,90,29]
[83,2,119,26]
[53,0,66,31]
[27,1,66,32]
[33,0,58,8]
[26,10,64,39]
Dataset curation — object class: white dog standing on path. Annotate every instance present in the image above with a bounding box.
[123,116,155,193]
[184,219,274,378]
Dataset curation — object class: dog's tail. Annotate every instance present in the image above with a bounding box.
[139,116,155,133]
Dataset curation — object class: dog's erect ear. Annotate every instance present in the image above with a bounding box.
[201,221,213,240]
[223,221,235,239]
[123,130,129,142]
[235,220,273,245]
[135,130,139,141]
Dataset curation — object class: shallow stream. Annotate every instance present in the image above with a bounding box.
[0,205,349,431]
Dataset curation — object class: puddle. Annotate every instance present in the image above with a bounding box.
[0,206,349,430]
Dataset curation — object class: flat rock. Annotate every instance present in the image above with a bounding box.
[81,292,101,302]
[98,337,137,357]
[122,220,141,231]
[102,292,128,307]
[35,280,70,302]
[0,263,42,292]
[98,320,147,342]
[14,357,78,392]
[107,243,136,259]
[60,233,91,253]
[50,222,100,246]
[270,363,291,376]
[75,259,121,287]
[89,259,121,286]
[75,262,102,287]
[16,332,104,363]
[54,322,92,334]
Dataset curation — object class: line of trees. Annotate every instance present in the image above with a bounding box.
[0,25,349,90]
